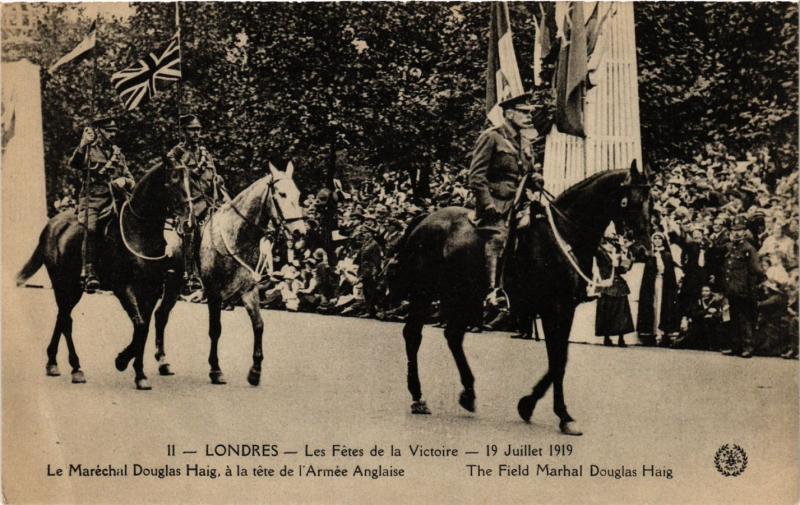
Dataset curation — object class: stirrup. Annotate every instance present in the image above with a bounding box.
[83,275,100,294]
[486,288,509,310]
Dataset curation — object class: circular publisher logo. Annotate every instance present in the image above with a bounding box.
[714,444,748,477]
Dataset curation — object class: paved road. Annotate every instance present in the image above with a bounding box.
[3,287,798,504]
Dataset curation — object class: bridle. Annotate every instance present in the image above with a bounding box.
[213,174,305,281]
[537,181,650,288]
[227,174,305,239]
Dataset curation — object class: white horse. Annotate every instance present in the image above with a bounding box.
[199,162,307,385]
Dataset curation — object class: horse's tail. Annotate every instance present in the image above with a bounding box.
[385,212,429,301]
[16,227,47,286]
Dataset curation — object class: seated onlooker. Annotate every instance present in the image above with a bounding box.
[678,284,727,351]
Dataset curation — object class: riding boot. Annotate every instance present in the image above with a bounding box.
[182,228,202,292]
[82,231,100,294]
[484,248,508,310]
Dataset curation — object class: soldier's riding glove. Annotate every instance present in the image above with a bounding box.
[80,127,96,148]
[112,177,132,189]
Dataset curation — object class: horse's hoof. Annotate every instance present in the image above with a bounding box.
[71,370,86,384]
[458,389,476,413]
[115,354,129,372]
[559,420,583,436]
[411,400,431,415]
[46,364,60,377]
[209,371,227,385]
[247,368,261,387]
[517,395,537,423]
[135,378,152,390]
[158,363,175,376]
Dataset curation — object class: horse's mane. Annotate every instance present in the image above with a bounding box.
[228,174,271,209]
[554,168,627,209]
[130,162,166,203]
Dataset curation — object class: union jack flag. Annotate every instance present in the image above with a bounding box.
[111,32,181,111]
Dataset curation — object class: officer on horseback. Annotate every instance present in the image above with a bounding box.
[167,114,229,291]
[468,92,549,305]
[70,115,134,293]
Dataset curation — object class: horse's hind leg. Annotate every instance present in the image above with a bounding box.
[404,299,429,414]
[51,281,85,382]
[207,295,226,385]
[153,272,182,376]
[241,288,264,386]
[444,321,476,413]
[45,309,63,377]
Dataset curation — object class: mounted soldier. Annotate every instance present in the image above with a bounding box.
[70,115,134,293]
[468,92,551,307]
[167,114,229,291]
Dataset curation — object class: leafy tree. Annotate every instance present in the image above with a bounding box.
[24,2,798,212]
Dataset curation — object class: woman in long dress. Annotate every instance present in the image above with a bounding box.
[594,235,635,347]
[637,232,680,347]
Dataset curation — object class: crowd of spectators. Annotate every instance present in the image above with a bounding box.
[644,144,798,358]
[51,141,797,358]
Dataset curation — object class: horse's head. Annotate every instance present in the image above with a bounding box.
[267,161,307,237]
[614,160,652,259]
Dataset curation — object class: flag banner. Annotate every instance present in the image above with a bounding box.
[485,1,524,126]
[111,32,181,111]
[587,3,617,73]
[47,21,96,74]
[533,18,542,87]
[554,1,587,137]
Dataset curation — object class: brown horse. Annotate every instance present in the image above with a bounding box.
[388,161,651,435]
[16,163,184,389]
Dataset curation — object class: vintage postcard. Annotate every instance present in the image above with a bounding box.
[2,2,798,504]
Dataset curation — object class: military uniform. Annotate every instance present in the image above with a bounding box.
[468,122,538,290]
[70,117,134,292]
[167,115,228,288]
[167,141,226,222]
[722,218,765,357]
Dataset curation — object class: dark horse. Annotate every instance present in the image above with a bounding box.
[388,162,651,435]
[16,163,183,389]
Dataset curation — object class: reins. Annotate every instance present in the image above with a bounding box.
[119,200,169,261]
[543,201,596,286]
[210,175,301,282]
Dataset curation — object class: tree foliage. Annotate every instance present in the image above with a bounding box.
[24,2,798,209]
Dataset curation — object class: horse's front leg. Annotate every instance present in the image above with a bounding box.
[241,288,264,386]
[115,285,153,390]
[153,271,182,376]
[549,305,581,436]
[207,295,226,384]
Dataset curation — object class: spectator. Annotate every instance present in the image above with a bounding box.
[593,232,634,348]
[721,216,765,358]
[754,279,789,356]
[637,232,681,347]
[677,227,712,317]
[679,284,727,351]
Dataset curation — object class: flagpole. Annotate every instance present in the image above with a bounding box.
[175,1,182,133]
[91,17,97,120]
[82,9,99,279]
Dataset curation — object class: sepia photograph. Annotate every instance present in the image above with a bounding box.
[2,1,798,503]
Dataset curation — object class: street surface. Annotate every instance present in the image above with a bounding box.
[3,287,798,504]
